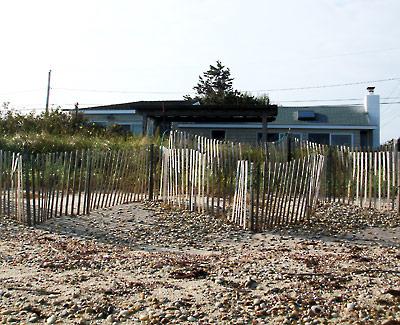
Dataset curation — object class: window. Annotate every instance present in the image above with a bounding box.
[297,110,316,121]
[308,133,329,145]
[291,133,302,140]
[110,124,132,134]
[331,134,352,146]
[116,124,131,132]
[281,133,302,140]
[257,132,280,143]
[211,130,226,140]
[92,121,107,127]
[360,130,370,148]
[131,122,142,135]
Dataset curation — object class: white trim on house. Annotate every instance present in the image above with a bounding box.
[80,109,136,115]
[177,123,377,130]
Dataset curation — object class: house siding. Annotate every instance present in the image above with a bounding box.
[81,112,369,147]
[177,126,363,146]
[83,114,143,134]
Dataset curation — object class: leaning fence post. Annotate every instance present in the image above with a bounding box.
[148,144,155,201]
[85,150,92,215]
[23,151,32,226]
[249,162,254,231]
[287,133,292,162]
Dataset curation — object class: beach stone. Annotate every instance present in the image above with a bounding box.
[310,305,323,314]
[119,309,129,318]
[46,315,57,324]
[215,277,225,285]
[61,309,70,317]
[382,320,400,325]
[138,313,149,321]
[1,309,13,315]
[253,298,261,305]
[245,277,258,289]
[215,302,224,308]
[7,316,19,323]
[347,303,356,311]
[28,314,39,323]
[187,316,197,322]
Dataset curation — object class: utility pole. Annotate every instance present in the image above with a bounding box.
[75,102,79,118]
[45,69,51,113]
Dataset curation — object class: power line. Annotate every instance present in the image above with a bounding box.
[252,77,400,92]
[53,87,193,95]
[4,100,400,108]
[380,81,400,115]
[304,47,400,61]
[0,89,45,95]
[278,96,400,103]
[382,111,400,127]
[52,77,400,95]
[381,101,400,105]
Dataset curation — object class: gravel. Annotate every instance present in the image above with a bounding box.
[0,201,399,324]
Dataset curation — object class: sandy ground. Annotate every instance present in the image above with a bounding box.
[0,202,399,324]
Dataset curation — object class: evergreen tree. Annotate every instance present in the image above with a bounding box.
[185,60,269,106]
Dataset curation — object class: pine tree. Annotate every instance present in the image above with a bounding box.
[185,61,269,106]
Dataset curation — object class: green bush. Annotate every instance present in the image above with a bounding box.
[0,106,155,153]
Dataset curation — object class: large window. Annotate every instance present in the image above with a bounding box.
[132,122,142,135]
[331,134,352,146]
[257,132,280,143]
[211,130,226,140]
[308,133,330,145]
[308,133,353,146]
[92,121,107,127]
[116,124,131,132]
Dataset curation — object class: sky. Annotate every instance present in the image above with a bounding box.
[0,0,399,143]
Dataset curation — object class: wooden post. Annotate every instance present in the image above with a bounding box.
[85,151,92,214]
[262,115,268,144]
[249,162,254,230]
[148,144,155,201]
[142,114,148,136]
[31,154,37,224]
[287,133,292,162]
[23,152,31,226]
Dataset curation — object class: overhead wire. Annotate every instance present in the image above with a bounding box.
[50,77,400,95]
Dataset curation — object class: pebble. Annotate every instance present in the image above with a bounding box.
[28,314,39,322]
[46,315,57,324]
[7,316,19,323]
[0,202,399,325]
[311,305,323,314]
[347,303,356,311]
[215,302,224,308]
[253,298,261,305]
[138,313,149,321]
[119,309,130,318]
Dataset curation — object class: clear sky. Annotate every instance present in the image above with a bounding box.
[0,0,399,143]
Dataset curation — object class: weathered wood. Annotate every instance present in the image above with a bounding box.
[23,152,31,226]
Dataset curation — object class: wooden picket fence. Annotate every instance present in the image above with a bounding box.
[161,131,399,230]
[286,137,400,212]
[0,151,24,223]
[160,133,325,230]
[1,130,399,230]
[231,155,325,231]
[0,146,159,225]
